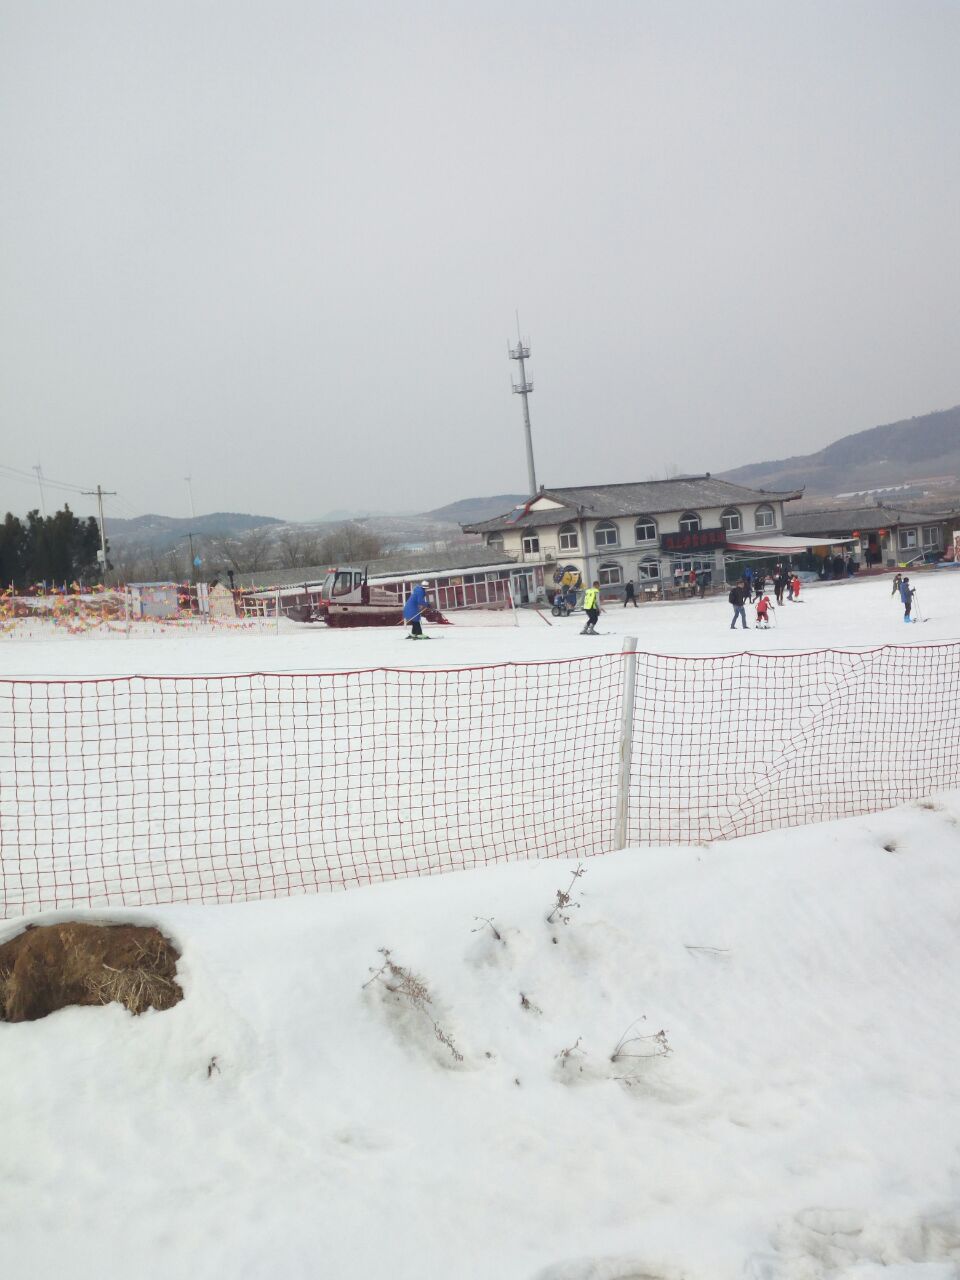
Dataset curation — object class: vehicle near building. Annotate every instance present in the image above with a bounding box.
[233,551,547,627]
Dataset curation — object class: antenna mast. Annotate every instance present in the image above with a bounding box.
[509,321,538,495]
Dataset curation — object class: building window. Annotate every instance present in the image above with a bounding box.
[670,557,713,576]
[720,507,742,532]
[754,504,775,529]
[487,532,504,549]
[638,557,660,581]
[598,561,623,586]
[634,516,657,543]
[521,532,540,555]
[922,526,942,550]
[899,527,918,550]
[678,511,701,534]
[594,521,620,547]
[558,523,579,551]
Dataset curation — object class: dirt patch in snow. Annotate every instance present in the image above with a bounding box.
[0,922,182,1022]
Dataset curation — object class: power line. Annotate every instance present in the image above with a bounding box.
[0,460,90,495]
[108,493,144,520]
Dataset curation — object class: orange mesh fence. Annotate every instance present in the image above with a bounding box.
[0,656,622,915]
[627,642,960,843]
[1,642,959,917]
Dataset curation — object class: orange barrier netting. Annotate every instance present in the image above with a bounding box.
[1,642,958,916]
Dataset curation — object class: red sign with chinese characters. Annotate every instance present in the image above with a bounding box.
[660,528,727,552]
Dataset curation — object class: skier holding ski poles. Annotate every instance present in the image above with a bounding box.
[581,581,601,634]
[899,576,915,623]
[403,581,432,639]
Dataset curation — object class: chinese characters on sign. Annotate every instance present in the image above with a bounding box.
[660,528,727,552]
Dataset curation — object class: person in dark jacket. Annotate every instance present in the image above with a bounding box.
[623,580,637,607]
[728,584,749,629]
[899,576,915,623]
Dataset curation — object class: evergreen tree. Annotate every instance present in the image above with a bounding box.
[0,506,108,588]
[0,513,26,586]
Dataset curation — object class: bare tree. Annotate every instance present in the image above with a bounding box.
[275,527,323,569]
[317,521,391,565]
[205,527,276,573]
[110,541,185,583]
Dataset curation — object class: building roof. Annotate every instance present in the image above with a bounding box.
[464,476,802,533]
[234,543,511,591]
[783,504,956,537]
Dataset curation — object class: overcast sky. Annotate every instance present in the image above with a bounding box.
[1,1,958,524]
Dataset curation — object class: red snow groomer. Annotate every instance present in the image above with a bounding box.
[309,567,448,628]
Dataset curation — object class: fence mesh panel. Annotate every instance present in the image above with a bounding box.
[628,643,960,843]
[1,643,958,917]
[0,657,622,916]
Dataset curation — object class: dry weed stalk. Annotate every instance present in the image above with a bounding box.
[364,947,463,1063]
[556,1036,585,1070]
[547,864,586,925]
[472,917,504,942]
[610,1018,672,1063]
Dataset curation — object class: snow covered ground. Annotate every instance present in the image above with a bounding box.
[2,569,959,677]
[3,798,960,1279]
[2,569,960,1278]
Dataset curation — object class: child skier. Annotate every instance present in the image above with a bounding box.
[755,595,772,628]
[790,575,802,601]
[899,576,915,622]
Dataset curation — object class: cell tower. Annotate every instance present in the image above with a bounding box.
[509,327,538,495]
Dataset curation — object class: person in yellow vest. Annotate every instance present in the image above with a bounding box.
[581,581,601,634]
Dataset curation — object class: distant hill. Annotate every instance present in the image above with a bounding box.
[108,512,282,549]
[422,494,527,524]
[721,404,960,498]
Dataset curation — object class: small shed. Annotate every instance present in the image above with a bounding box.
[207,583,237,620]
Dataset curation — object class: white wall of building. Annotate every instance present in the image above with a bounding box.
[486,499,786,587]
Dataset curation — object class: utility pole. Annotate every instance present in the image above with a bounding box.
[185,479,201,583]
[508,318,538,495]
[33,465,47,517]
[81,484,116,584]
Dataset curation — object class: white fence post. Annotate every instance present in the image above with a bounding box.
[615,635,639,850]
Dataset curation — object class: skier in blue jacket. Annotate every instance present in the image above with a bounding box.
[403,581,431,638]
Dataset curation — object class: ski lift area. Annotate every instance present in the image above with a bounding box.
[237,560,542,627]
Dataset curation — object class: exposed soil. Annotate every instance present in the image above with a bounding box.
[0,922,182,1022]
